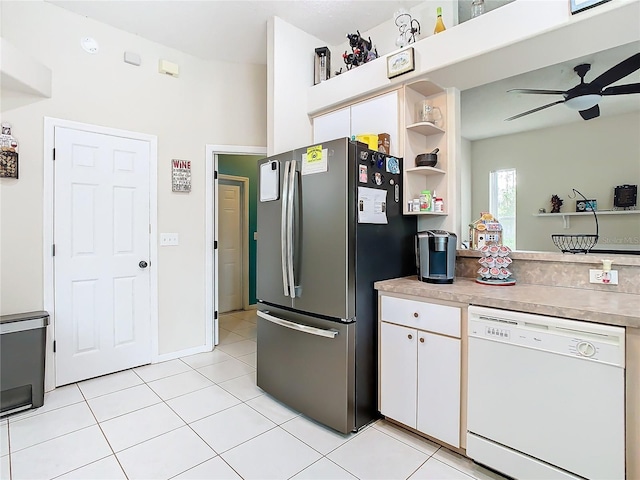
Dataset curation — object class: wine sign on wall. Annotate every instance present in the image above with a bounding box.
[172,159,191,192]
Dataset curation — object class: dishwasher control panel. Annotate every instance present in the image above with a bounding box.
[468,306,625,367]
[485,326,510,339]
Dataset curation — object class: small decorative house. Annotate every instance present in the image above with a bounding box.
[469,212,503,250]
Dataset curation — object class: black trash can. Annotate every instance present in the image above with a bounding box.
[1,311,49,417]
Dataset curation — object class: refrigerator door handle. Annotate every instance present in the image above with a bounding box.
[257,310,339,339]
[281,160,291,297]
[286,161,297,298]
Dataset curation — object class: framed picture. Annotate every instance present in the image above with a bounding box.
[614,184,637,208]
[570,0,611,14]
[387,47,415,79]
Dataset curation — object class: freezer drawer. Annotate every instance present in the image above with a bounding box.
[256,307,356,433]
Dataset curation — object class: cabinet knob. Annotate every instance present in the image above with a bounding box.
[408,334,413,340]
[420,337,425,343]
[413,312,419,318]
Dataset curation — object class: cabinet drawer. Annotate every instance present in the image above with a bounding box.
[381,296,460,338]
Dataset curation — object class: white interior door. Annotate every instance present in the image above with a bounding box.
[218,182,243,312]
[54,126,152,386]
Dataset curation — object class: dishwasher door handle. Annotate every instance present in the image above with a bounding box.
[257,310,338,339]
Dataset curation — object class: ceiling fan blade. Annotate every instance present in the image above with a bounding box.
[590,53,640,88]
[508,88,566,95]
[505,100,565,121]
[579,104,600,120]
[602,83,640,95]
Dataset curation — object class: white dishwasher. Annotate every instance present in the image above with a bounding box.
[467,306,625,480]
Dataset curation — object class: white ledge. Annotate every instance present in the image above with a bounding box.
[307,0,640,116]
[1,38,52,98]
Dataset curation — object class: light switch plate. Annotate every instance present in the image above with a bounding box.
[160,233,179,246]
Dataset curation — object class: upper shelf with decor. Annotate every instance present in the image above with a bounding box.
[307,0,638,117]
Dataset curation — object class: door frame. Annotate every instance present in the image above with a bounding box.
[43,117,158,391]
[219,175,250,312]
[205,145,266,346]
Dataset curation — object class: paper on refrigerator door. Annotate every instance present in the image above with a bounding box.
[260,161,279,201]
[301,145,328,175]
[358,187,388,224]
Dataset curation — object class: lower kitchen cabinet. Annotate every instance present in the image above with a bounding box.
[416,329,460,445]
[380,322,417,428]
[379,294,462,448]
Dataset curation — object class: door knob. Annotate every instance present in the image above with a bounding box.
[139,261,148,268]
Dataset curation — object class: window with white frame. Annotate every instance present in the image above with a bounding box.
[489,168,516,250]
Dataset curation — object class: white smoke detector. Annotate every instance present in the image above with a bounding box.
[81,37,99,54]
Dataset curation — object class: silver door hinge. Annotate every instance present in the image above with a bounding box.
[214,170,218,179]
[52,148,56,161]
[52,244,55,256]
[214,311,218,320]
[53,340,56,352]
[214,241,218,249]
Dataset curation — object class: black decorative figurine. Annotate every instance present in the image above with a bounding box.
[550,195,563,213]
[342,30,378,71]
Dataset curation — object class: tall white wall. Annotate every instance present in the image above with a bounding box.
[0,1,266,355]
[268,17,323,155]
[470,111,640,252]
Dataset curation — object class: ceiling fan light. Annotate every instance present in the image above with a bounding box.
[564,94,601,111]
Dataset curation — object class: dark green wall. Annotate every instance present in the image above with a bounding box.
[218,154,264,305]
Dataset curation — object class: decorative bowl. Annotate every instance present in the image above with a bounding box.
[415,153,438,167]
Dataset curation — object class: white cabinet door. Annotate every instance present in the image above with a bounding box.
[313,91,400,155]
[380,322,417,428]
[350,91,399,156]
[313,107,350,143]
[417,331,461,447]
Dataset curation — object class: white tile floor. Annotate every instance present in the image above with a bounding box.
[0,310,508,480]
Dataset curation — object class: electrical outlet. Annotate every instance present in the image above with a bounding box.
[160,233,179,246]
[589,269,619,285]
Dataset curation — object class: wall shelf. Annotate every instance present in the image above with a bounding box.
[406,166,446,176]
[406,122,445,136]
[402,80,452,218]
[405,211,448,216]
[406,80,444,98]
[533,209,639,228]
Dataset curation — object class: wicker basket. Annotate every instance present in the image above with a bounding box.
[551,189,599,254]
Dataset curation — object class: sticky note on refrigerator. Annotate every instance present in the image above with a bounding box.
[302,146,328,175]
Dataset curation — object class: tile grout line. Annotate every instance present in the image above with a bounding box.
[77,379,130,480]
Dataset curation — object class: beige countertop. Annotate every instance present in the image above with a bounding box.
[375,277,640,329]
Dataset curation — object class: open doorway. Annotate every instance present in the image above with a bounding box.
[218,175,249,313]
[218,154,265,312]
[206,145,266,347]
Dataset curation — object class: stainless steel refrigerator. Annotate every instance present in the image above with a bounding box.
[256,138,416,433]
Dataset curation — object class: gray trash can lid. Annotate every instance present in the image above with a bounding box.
[0,311,49,334]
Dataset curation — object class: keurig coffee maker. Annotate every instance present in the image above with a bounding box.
[416,230,457,283]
